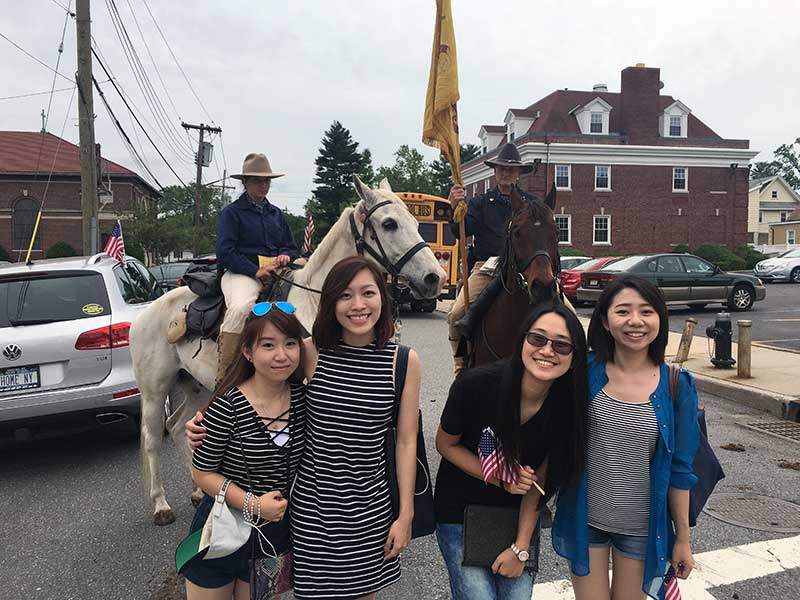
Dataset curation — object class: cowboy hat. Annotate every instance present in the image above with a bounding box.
[483,143,533,173]
[230,153,285,180]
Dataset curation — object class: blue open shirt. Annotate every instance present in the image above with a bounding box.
[216,192,297,278]
[552,352,699,600]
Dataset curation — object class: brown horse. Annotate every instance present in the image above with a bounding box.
[470,185,561,366]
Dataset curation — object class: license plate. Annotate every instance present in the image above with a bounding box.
[0,365,41,392]
[589,279,598,287]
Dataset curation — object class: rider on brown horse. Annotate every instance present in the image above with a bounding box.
[215,153,298,381]
[447,143,536,375]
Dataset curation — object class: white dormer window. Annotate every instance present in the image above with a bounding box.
[478,126,506,153]
[772,190,778,199]
[572,97,612,135]
[504,110,536,144]
[660,100,690,138]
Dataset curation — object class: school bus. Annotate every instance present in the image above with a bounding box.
[391,192,459,311]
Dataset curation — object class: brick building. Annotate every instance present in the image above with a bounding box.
[0,131,158,262]
[463,65,759,256]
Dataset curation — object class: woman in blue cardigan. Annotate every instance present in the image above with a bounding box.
[552,276,700,600]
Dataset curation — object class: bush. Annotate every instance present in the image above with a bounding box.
[560,247,590,256]
[692,244,746,271]
[45,241,77,258]
[124,241,145,263]
[0,245,9,261]
[734,245,769,270]
[672,243,690,254]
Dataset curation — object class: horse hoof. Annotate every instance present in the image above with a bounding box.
[154,509,176,526]
[190,494,203,508]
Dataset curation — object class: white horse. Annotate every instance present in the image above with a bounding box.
[130,176,446,525]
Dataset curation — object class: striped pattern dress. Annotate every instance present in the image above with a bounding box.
[291,341,400,599]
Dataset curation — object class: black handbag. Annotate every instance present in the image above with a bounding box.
[385,344,436,539]
[462,505,539,572]
[669,364,725,526]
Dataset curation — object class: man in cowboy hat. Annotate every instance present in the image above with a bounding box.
[215,152,298,381]
[446,142,535,375]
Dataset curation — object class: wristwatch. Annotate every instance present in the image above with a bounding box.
[511,543,530,562]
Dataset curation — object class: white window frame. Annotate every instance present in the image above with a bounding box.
[593,215,612,245]
[484,179,490,192]
[672,167,688,192]
[472,183,477,197]
[788,229,796,244]
[781,211,788,222]
[594,165,611,191]
[669,115,682,137]
[555,164,571,190]
[590,112,603,134]
[759,210,763,223]
[554,214,572,245]
[771,190,778,199]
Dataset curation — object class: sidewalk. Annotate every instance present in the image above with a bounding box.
[435,300,800,420]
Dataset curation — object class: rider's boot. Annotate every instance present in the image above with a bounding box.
[216,331,241,384]
[450,337,465,377]
[453,275,504,341]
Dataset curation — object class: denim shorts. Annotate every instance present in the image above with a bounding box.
[587,525,648,561]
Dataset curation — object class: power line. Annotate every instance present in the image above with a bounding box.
[42,0,74,139]
[0,85,75,101]
[0,31,73,83]
[49,0,75,15]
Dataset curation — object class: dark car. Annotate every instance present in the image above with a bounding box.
[576,253,767,311]
[148,262,191,290]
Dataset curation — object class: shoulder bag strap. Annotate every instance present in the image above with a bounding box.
[668,363,680,404]
[393,345,411,426]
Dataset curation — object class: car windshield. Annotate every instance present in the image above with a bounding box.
[777,249,800,259]
[0,272,110,327]
[600,255,647,271]
[573,258,607,271]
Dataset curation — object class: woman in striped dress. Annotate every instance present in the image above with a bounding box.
[291,256,421,600]
[552,276,700,600]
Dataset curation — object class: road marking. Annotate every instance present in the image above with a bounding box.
[762,318,800,322]
[533,534,800,599]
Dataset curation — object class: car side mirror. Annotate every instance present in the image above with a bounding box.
[713,265,722,274]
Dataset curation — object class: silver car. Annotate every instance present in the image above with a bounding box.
[0,253,163,439]
[753,248,800,283]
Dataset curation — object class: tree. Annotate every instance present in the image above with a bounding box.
[304,121,374,240]
[750,137,800,190]
[45,241,77,258]
[430,143,481,197]
[375,145,437,194]
[283,210,308,253]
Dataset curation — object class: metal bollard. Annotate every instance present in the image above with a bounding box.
[675,318,698,364]
[737,320,753,378]
[706,312,736,369]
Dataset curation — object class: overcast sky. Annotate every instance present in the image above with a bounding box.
[2,0,799,213]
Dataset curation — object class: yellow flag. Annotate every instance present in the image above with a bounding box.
[423,0,462,201]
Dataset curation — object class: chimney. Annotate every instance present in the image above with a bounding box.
[593,83,608,93]
[619,65,661,143]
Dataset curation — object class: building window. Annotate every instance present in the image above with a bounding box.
[509,131,515,141]
[789,230,796,245]
[590,112,603,133]
[673,167,687,191]
[484,179,490,192]
[554,215,571,244]
[781,212,788,222]
[472,183,477,197]
[595,166,611,190]
[759,211,763,223]
[13,197,41,250]
[555,165,571,189]
[482,145,487,155]
[669,115,682,137]
[772,190,778,199]
[593,215,611,245]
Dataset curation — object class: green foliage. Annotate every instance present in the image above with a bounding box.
[45,241,77,258]
[691,244,745,271]
[734,245,769,270]
[304,121,374,241]
[750,137,800,190]
[560,247,590,256]
[283,211,308,254]
[0,245,9,261]
[430,143,481,197]
[672,243,690,253]
[375,145,437,194]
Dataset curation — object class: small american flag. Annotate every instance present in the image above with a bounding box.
[664,565,682,600]
[478,427,519,485]
[104,220,125,263]
[302,214,314,254]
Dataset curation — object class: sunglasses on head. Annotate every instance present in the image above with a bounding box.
[251,301,296,317]
[525,331,575,356]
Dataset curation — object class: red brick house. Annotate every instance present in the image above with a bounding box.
[464,65,758,256]
[0,131,158,262]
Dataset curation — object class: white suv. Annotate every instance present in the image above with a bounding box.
[0,253,163,440]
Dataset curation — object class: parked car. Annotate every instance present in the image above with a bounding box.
[753,248,800,283]
[0,253,164,439]
[558,256,621,302]
[559,256,591,271]
[148,262,191,290]
[576,253,766,311]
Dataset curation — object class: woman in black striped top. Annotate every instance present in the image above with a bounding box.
[183,304,307,600]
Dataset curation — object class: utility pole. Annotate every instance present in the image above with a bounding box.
[181,121,221,256]
[76,0,99,255]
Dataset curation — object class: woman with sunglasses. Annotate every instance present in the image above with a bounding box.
[181,301,306,600]
[434,302,588,600]
[552,276,700,600]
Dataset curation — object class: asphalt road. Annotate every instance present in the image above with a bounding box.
[575,280,800,353]
[0,312,798,600]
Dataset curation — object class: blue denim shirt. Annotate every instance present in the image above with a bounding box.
[216,192,297,277]
[552,352,699,600]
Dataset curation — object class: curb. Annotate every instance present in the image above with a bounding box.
[690,373,799,421]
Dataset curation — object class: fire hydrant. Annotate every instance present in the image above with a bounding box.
[706,312,736,369]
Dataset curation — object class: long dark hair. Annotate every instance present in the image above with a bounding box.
[210,308,305,406]
[587,275,669,365]
[492,301,588,492]
[312,256,394,350]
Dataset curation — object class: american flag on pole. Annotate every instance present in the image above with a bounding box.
[103,220,125,263]
[302,214,315,254]
[664,565,683,600]
[478,427,519,485]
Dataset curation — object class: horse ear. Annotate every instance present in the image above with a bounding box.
[544,182,556,210]
[378,178,393,192]
[353,175,379,207]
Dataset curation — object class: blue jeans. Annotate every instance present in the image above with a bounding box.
[436,523,535,600]
[587,525,648,561]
